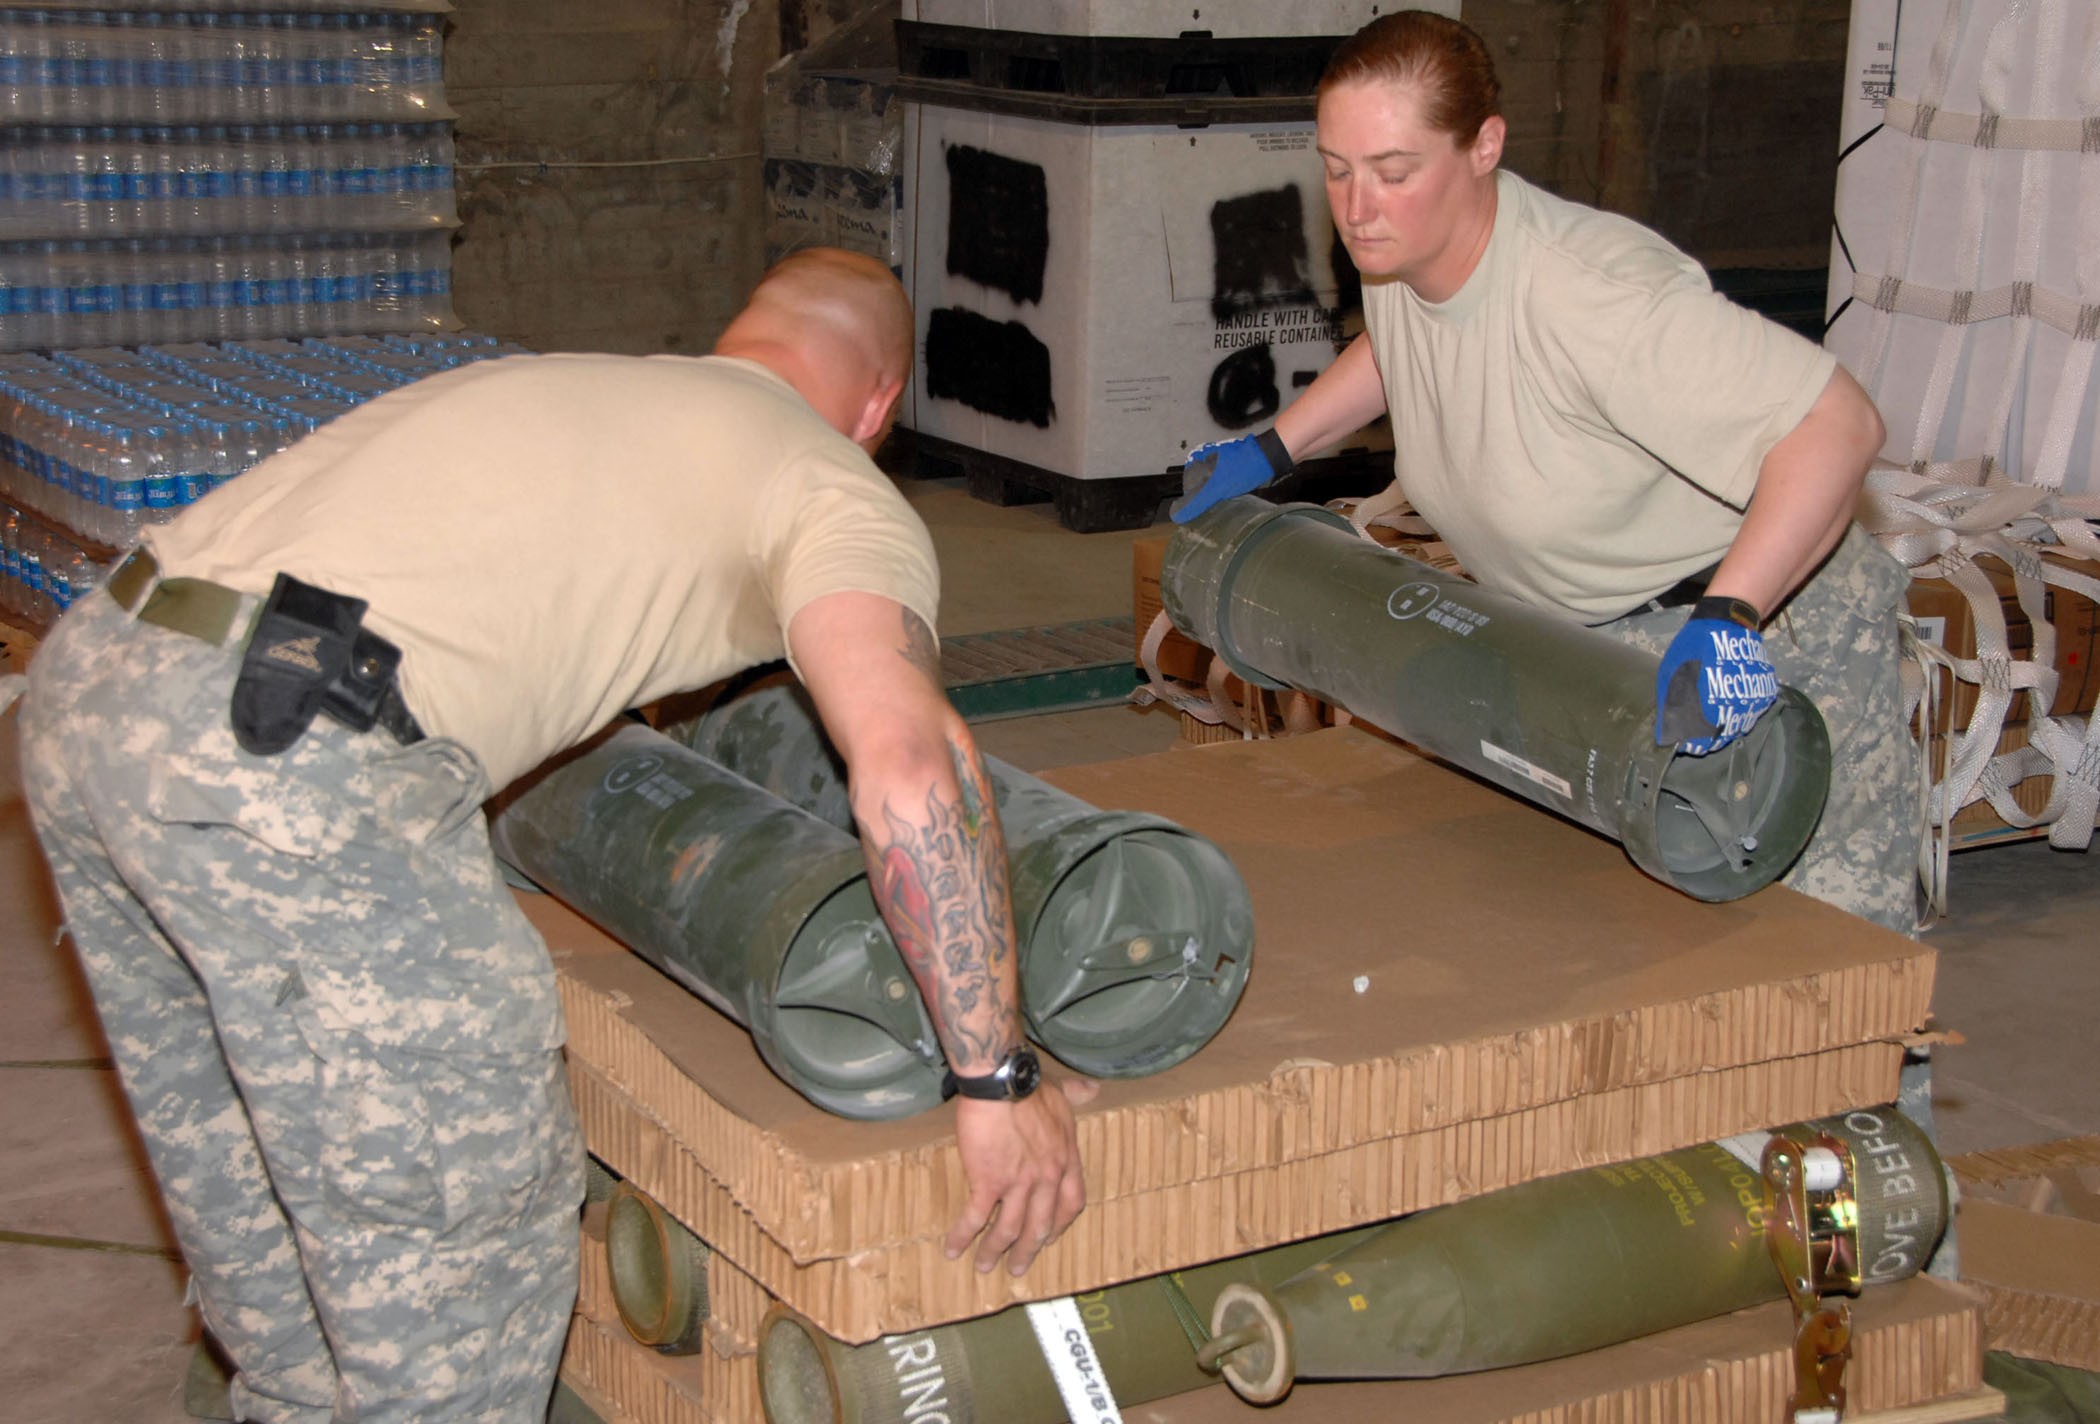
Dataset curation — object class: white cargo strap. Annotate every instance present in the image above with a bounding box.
[1023,1296,1124,1424]
[1130,607,1228,725]
[1337,480,1434,540]
[1130,597,1329,740]
[1861,465,2100,914]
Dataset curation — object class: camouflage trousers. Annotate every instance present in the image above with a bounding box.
[18,588,585,1422]
[1598,524,1921,934]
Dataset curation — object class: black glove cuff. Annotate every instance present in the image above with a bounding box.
[1254,426,1296,479]
[1690,594,1761,629]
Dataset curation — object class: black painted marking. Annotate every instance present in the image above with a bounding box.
[1330,229,1363,314]
[945,145,1049,305]
[1207,342,1281,429]
[925,307,1056,428]
[1210,185,1314,321]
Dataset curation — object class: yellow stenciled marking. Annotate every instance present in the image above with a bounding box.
[1350,1295,1369,1312]
[1331,1271,1353,1286]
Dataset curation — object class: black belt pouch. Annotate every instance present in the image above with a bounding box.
[232,573,394,756]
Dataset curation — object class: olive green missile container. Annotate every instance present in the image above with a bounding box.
[1201,1105,1948,1403]
[662,678,1256,1079]
[487,722,947,1120]
[1161,497,1833,902]
[757,1223,1382,1424]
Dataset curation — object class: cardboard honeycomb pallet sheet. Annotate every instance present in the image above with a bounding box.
[557,1269,1994,1424]
[1947,1136,2100,1372]
[534,728,1939,1344]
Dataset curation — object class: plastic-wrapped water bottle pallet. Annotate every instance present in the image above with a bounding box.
[0,122,461,241]
[0,333,529,558]
[0,8,454,128]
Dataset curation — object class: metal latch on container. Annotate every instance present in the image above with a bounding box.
[1762,1131,1864,1424]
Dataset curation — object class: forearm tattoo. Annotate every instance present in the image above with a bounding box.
[900,608,941,683]
[869,738,1019,1066]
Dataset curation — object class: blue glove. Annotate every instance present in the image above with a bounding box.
[1169,428,1294,523]
[1654,596,1779,755]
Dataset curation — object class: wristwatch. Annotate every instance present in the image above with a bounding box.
[941,1046,1042,1103]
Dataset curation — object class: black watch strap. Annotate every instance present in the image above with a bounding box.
[941,1046,1042,1103]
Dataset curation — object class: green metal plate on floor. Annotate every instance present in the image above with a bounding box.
[941,617,1140,722]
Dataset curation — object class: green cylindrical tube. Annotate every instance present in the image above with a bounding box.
[605,1181,711,1355]
[1203,1106,1949,1403]
[663,678,1256,1079]
[488,723,947,1119]
[1160,498,1833,902]
[757,1224,1382,1424]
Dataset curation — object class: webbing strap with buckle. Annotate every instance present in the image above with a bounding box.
[108,549,252,649]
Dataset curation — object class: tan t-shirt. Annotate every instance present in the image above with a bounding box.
[147,352,940,791]
[1362,170,1835,623]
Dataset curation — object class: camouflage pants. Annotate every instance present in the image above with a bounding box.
[1598,524,1921,934]
[18,589,585,1423]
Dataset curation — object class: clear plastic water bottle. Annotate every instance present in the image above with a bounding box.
[107,416,154,543]
[51,540,98,611]
[0,15,37,126]
[0,502,23,617]
[17,518,49,623]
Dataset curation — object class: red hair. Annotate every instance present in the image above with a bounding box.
[1318,11,1502,150]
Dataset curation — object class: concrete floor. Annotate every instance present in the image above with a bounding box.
[4,477,2096,1423]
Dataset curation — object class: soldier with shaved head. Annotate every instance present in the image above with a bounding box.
[16,248,1085,1423]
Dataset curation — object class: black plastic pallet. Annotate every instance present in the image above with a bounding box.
[891,426,1395,534]
[894,21,1343,126]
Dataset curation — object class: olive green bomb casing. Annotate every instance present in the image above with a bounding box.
[488,722,948,1119]
[1201,1105,1949,1403]
[756,1223,1382,1424]
[662,678,1256,1080]
[1161,497,1833,902]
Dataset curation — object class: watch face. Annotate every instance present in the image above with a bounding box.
[1007,1048,1041,1099]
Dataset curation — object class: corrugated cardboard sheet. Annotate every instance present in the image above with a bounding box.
[569,1202,763,1424]
[1948,1137,2100,1372]
[558,1270,1990,1424]
[539,729,1937,1342]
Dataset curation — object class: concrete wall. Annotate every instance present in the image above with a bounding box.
[441,0,1850,354]
[444,0,783,355]
[1471,0,1852,271]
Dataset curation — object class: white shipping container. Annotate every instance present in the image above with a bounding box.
[899,101,1385,485]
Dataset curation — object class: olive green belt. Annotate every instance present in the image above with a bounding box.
[106,547,427,746]
[105,548,255,648]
